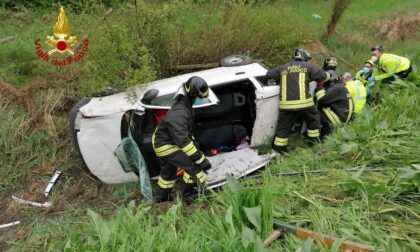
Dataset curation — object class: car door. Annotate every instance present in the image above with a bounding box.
[248,76,280,147]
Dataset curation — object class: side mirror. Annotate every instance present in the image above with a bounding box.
[141,89,159,105]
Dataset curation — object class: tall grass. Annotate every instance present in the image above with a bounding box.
[48,82,420,252]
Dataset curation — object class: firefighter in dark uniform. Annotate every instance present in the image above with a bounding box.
[152,76,212,203]
[315,70,354,137]
[266,48,330,153]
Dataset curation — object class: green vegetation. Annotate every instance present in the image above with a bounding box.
[0,0,419,251]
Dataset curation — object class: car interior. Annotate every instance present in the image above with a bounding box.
[121,79,257,177]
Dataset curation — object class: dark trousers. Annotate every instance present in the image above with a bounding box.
[382,64,413,83]
[156,151,205,201]
[273,106,321,152]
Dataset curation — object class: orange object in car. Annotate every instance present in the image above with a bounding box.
[176,167,184,177]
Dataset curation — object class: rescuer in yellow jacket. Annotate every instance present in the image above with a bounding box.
[369,45,412,84]
[340,73,366,115]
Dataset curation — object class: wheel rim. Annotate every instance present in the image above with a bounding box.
[225,56,245,64]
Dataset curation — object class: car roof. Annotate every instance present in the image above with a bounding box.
[133,63,268,96]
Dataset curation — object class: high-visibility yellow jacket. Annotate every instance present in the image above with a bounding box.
[375,53,410,81]
[345,80,366,115]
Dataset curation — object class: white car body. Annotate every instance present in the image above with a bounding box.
[72,63,281,188]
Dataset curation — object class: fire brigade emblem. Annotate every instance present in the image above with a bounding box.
[46,7,77,55]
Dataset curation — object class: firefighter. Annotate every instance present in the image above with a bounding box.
[315,70,354,137]
[340,73,366,115]
[322,56,338,71]
[266,48,330,153]
[152,76,212,203]
[369,45,412,84]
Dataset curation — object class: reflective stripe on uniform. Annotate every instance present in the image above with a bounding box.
[182,141,198,156]
[324,72,331,82]
[299,73,306,101]
[274,137,288,146]
[152,128,180,157]
[183,172,194,184]
[279,97,314,110]
[196,171,206,184]
[346,98,353,123]
[158,176,175,188]
[323,107,341,126]
[307,129,320,138]
[315,89,326,100]
[349,81,366,101]
[281,74,287,102]
[154,144,180,157]
[195,153,205,164]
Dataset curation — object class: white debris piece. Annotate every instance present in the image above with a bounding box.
[0,221,20,229]
[12,195,52,208]
[312,13,322,19]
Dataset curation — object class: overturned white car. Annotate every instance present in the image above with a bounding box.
[70,57,281,188]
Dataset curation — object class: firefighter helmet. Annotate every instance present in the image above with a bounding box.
[292,48,312,62]
[183,76,209,99]
[323,56,338,71]
[327,70,338,82]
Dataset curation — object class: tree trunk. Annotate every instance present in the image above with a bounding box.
[324,0,352,38]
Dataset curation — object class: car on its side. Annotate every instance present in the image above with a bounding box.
[69,56,280,188]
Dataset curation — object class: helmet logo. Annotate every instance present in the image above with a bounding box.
[185,84,191,93]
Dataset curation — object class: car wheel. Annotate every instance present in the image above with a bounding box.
[219,55,252,67]
[69,97,91,155]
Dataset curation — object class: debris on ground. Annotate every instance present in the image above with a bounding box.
[12,196,52,208]
[0,221,20,229]
[378,13,420,41]
[269,221,375,251]
[44,171,62,198]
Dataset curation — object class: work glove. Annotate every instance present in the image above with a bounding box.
[367,76,375,83]
[366,87,372,96]
[197,158,212,172]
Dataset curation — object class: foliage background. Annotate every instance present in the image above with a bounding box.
[0,0,419,251]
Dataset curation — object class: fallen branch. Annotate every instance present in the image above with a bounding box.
[271,221,375,251]
[250,166,404,179]
[0,35,16,45]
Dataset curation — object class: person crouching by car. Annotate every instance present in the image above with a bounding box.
[315,70,354,137]
[152,76,212,203]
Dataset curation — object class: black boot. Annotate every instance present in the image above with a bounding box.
[272,145,287,154]
[181,182,197,204]
[155,187,174,203]
[307,137,320,147]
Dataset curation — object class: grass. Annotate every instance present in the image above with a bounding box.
[0,0,419,251]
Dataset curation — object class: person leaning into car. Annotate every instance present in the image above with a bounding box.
[152,76,212,203]
[266,48,330,154]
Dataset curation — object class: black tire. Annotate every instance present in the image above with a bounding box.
[69,97,92,155]
[219,55,252,67]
